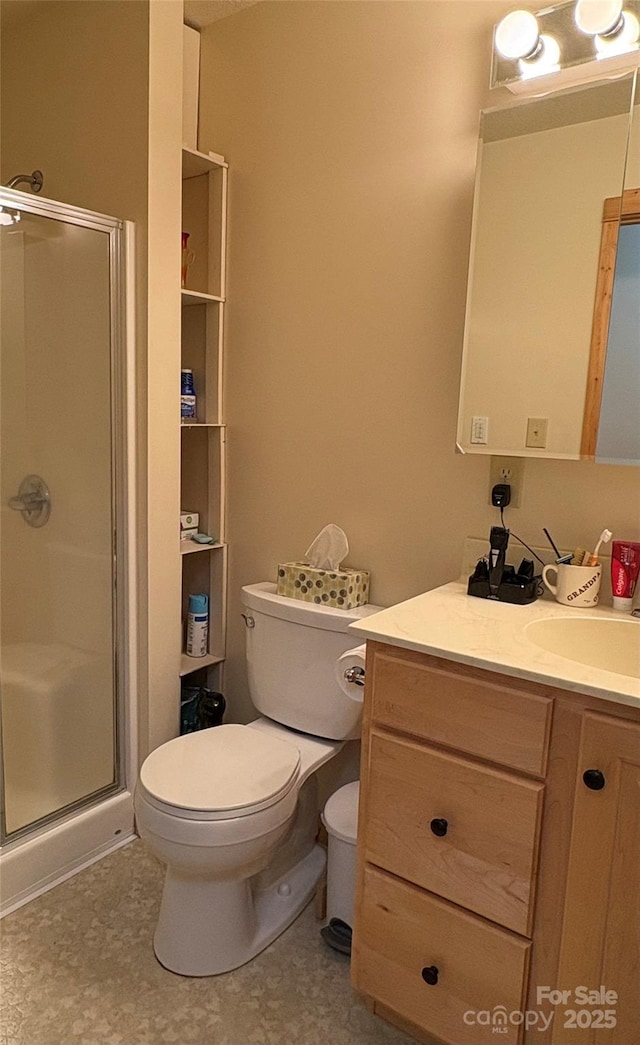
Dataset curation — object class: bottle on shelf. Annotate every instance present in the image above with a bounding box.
[186,592,209,657]
[181,368,197,423]
[197,689,226,729]
[180,684,201,734]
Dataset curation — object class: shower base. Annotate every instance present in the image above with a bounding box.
[0,790,135,917]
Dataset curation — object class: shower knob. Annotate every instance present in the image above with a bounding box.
[8,475,51,528]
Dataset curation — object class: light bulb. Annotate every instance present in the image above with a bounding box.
[519,34,562,78]
[595,9,640,53]
[575,0,624,36]
[495,10,541,60]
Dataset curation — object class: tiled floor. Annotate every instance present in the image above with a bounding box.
[0,839,414,1045]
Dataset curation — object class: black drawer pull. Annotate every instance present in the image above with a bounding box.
[421,965,439,986]
[430,818,448,837]
[583,769,605,791]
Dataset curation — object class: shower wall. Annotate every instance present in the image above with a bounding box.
[1,213,115,835]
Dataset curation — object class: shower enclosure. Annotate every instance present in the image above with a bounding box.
[0,186,136,913]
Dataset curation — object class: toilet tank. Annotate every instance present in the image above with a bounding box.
[240,582,382,741]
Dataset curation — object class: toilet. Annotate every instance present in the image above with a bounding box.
[135,581,379,977]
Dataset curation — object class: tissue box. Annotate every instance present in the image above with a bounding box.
[276,562,370,609]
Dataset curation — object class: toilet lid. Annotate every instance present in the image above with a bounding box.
[139,723,301,817]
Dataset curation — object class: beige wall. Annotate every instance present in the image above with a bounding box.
[0,0,149,221]
[199,1,640,725]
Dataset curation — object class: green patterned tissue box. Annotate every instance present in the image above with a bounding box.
[276,562,370,609]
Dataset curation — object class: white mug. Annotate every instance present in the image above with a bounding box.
[542,563,602,608]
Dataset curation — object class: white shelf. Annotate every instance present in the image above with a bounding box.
[180,422,226,430]
[182,146,227,179]
[180,143,228,695]
[181,541,225,556]
[181,289,225,306]
[180,652,225,677]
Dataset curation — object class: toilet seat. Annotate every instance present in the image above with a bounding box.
[139,723,300,821]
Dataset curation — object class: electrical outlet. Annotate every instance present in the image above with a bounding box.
[489,456,525,508]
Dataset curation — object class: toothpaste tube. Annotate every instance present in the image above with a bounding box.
[610,541,640,611]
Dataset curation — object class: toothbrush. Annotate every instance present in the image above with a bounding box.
[586,528,612,566]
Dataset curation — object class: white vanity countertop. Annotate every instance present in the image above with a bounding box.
[348,581,640,709]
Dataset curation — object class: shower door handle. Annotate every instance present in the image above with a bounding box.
[8,475,51,527]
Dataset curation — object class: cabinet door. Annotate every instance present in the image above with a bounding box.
[553,712,640,1045]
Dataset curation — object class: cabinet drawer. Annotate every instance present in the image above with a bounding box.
[364,731,544,935]
[370,646,552,777]
[353,865,530,1045]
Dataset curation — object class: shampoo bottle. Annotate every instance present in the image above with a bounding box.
[181,368,197,422]
[186,593,209,657]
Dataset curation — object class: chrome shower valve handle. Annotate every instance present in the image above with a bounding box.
[8,474,51,527]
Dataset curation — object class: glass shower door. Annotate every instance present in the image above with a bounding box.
[0,195,124,840]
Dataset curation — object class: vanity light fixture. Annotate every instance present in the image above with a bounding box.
[492,0,640,93]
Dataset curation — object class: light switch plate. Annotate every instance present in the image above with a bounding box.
[471,416,489,444]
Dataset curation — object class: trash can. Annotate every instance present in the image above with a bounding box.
[320,781,359,954]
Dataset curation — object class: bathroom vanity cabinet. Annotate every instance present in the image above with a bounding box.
[179,148,228,687]
[352,640,640,1045]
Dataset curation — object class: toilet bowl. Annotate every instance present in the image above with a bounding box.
[135,720,341,975]
[135,582,381,977]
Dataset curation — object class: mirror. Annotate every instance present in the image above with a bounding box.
[457,73,639,462]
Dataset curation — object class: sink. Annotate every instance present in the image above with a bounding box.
[525,617,639,679]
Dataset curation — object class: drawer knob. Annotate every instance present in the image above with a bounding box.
[583,768,605,791]
[430,818,448,837]
[421,965,439,986]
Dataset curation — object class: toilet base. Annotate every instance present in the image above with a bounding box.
[153,844,326,976]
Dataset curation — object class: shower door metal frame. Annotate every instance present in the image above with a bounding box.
[0,187,135,845]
